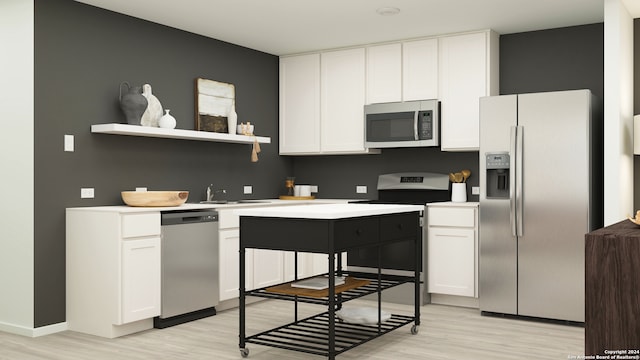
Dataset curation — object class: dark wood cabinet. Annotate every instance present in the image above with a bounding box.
[585,220,640,355]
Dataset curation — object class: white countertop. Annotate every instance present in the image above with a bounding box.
[66,199,354,213]
[427,201,479,208]
[234,203,424,219]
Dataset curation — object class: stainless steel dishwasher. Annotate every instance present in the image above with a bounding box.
[154,209,219,329]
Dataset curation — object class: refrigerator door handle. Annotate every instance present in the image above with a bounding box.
[413,111,419,140]
[510,126,517,237]
[516,125,524,236]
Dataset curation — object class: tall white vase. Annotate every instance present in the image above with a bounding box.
[140,84,163,127]
[228,102,238,134]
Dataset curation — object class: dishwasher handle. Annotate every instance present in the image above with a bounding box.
[161,210,218,225]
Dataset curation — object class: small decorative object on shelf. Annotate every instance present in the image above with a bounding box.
[140,84,163,127]
[158,109,176,129]
[228,101,238,135]
[119,82,148,125]
[285,177,295,196]
[237,122,254,136]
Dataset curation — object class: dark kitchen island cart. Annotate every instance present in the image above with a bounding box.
[235,204,424,359]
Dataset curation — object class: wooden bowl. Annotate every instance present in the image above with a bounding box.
[121,191,189,207]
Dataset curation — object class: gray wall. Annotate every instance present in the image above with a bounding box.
[32,0,607,327]
[34,0,287,326]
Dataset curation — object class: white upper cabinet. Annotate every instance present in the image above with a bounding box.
[366,40,438,104]
[320,48,368,153]
[402,38,439,101]
[279,54,321,154]
[280,50,375,155]
[366,43,402,104]
[439,31,499,151]
[279,30,498,155]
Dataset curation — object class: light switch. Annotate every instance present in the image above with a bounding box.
[244,185,252,194]
[472,186,480,195]
[64,135,74,152]
[81,188,94,199]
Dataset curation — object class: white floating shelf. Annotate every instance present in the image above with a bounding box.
[91,123,271,144]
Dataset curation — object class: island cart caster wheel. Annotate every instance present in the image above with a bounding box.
[240,348,250,357]
[411,325,419,335]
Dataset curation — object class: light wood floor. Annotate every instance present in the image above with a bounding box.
[0,300,583,360]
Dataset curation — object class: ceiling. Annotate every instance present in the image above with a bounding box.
[73,0,613,56]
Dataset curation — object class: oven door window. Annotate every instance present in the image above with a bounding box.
[366,112,416,142]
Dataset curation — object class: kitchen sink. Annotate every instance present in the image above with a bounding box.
[199,200,271,204]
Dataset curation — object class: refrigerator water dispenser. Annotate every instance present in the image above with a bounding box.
[485,152,510,199]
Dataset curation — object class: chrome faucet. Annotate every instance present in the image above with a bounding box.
[206,184,227,202]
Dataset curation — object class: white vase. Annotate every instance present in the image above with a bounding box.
[140,84,163,127]
[227,102,238,134]
[158,109,176,129]
[451,183,467,202]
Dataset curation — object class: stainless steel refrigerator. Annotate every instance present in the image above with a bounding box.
[479,89,601,322]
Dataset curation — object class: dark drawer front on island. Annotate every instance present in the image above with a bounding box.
[379,213,420,242]
[240,212,421,255]
[334,217,379,250]
[240,217,330,252]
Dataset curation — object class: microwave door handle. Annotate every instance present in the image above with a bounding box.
[414,112,419,140]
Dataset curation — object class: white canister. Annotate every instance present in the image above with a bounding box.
[299,185,312,197]
[451,183,467,202]
[294,185,301,197]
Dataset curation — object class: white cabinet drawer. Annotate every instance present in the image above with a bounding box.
[121,213,160,238]
[428,207,475,227]
[218,209,240,229]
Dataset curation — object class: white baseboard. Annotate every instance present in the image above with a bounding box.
[429,293,479,308]
[0,321,67,337]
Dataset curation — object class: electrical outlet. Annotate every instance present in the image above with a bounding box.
[356,185,367,194]
[135,187,148,192]
[243,185,252,194]
[81,188,94,199]
[472,186,480,195]
[64,135,74,152]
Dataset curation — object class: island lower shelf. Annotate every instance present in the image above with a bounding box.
[244,311,415,358]
[246,272,415,306]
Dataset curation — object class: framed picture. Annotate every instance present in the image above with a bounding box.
[195,78,235,133]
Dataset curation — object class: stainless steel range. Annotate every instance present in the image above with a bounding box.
[348,172,450,305]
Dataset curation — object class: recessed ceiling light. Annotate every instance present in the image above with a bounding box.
[376,7,400,16]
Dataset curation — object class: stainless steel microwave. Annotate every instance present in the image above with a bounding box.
[364,100,439,148]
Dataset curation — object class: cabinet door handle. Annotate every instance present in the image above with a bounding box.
[396,223,403,230]
[434,233,467,238]
[355,229,363,235]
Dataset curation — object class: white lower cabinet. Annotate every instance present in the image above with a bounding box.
[219,228,254,301]
[427,203,479,298]
[120,237,161,324]
[252,249,285,289]
[66,209,161,338]
[218,208,286,302]
[283,252,346,282]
